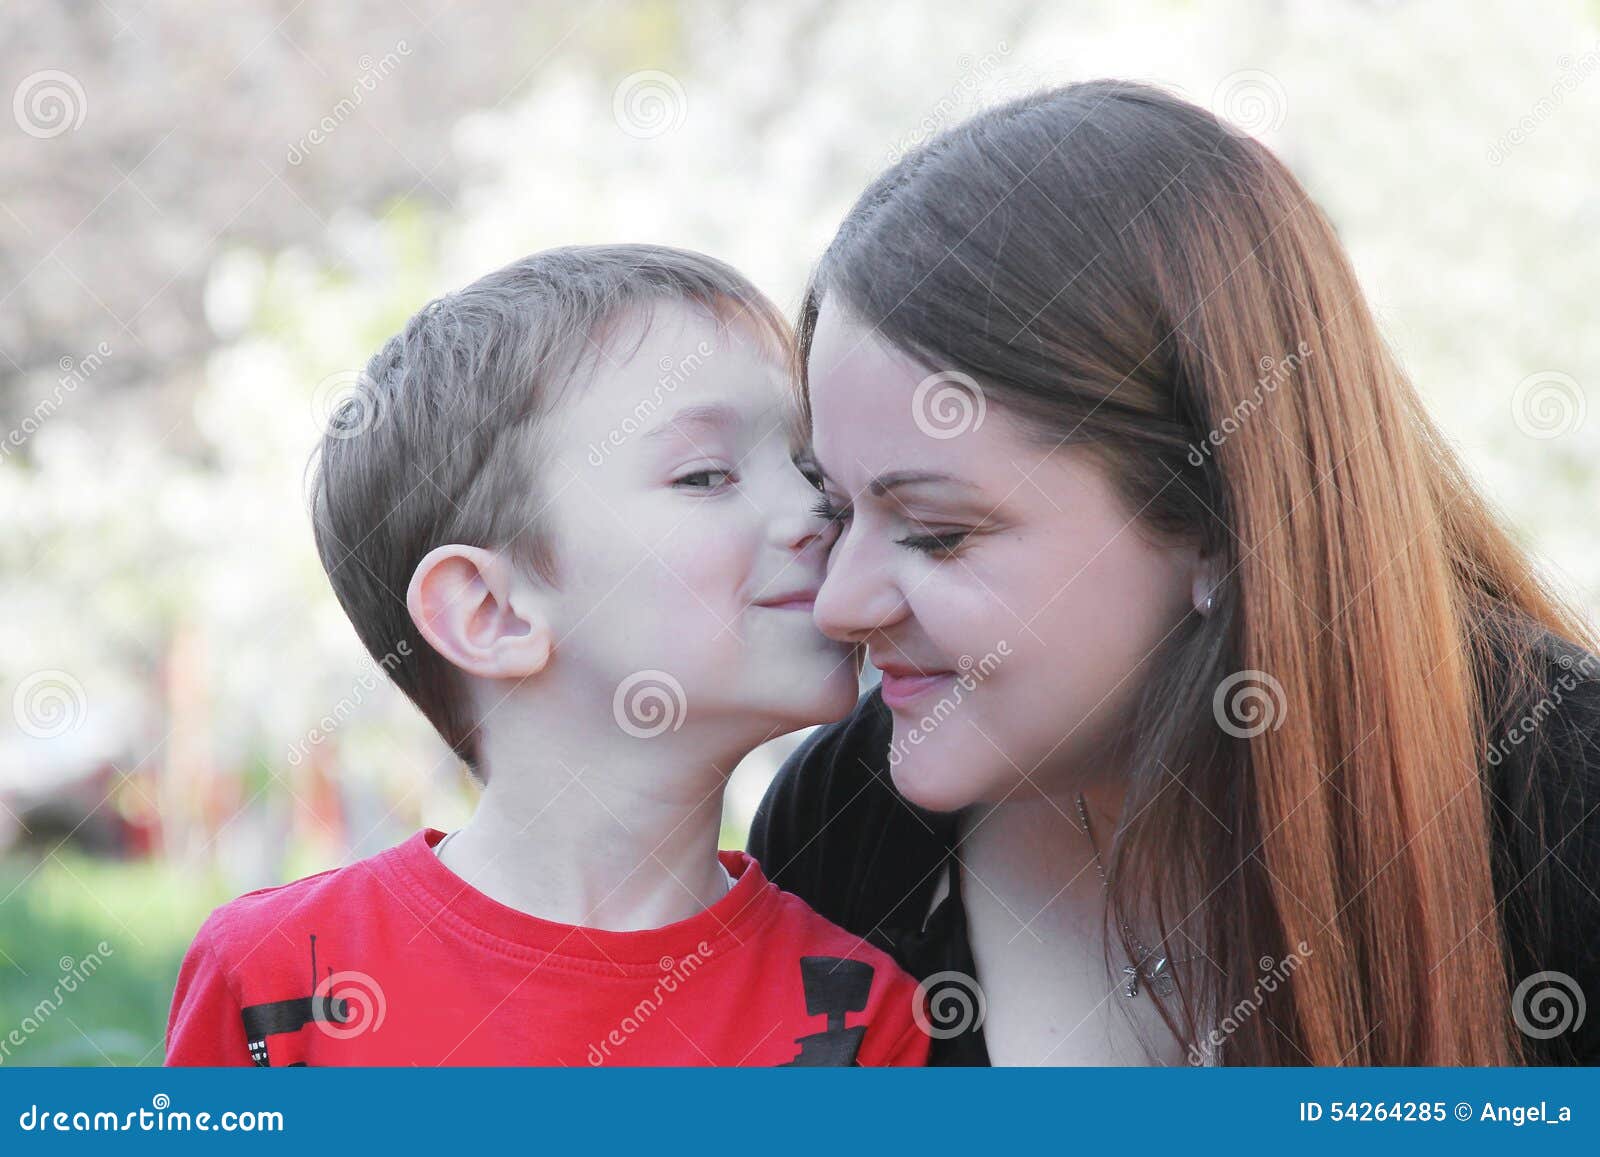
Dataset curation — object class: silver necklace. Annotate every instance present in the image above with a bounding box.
[1074,793,1193,999]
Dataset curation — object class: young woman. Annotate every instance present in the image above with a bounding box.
[751,80,1600,1065]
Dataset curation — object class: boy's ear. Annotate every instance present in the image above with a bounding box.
[406,545,553,680]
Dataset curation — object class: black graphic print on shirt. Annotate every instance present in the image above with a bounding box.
[238,934,348,1067]
[781,955,875,1066]
[239,944,883,1067]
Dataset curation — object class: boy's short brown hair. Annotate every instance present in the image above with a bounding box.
[309,244,790,777]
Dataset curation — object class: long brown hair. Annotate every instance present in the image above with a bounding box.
[799,80,1596,1064]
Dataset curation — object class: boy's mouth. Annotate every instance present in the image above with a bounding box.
[873,659,958,709]
[752,588,820,612]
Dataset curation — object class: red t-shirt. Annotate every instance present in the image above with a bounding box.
[165,830,929,1067]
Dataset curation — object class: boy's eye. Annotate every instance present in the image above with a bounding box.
[674,469,734,490]
[896,529,972,558]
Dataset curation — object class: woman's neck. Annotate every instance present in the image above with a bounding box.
[955,767,1151,952]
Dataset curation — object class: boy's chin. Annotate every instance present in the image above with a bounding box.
[751,686,859,732]
[728,672,859,733]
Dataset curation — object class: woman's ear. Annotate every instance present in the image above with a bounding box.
[406,544,553,679]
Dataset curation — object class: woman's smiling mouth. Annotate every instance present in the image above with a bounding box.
[873,659,958,709]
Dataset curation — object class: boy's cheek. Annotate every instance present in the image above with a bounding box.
[646,528,750,596]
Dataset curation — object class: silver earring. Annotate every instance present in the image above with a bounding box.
[1201,591,1216,616]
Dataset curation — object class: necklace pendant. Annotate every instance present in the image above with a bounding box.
[1122,957,1176,1000]
[1147,956,1176,997]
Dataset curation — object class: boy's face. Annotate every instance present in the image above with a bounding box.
[535,301,859,743]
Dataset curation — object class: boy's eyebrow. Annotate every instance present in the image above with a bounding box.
[642,402,743,441]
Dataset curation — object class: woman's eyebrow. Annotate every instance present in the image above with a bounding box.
[866,469,979,496]
[800,457,979,497]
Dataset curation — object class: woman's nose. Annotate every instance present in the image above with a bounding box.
[811,527,907,644]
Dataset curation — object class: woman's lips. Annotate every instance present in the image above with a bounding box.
[878,668,956,709]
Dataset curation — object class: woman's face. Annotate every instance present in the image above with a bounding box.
[805,301,1203,811]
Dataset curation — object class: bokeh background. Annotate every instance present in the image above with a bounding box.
[1,0,1596,1066]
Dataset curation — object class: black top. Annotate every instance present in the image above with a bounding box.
[749,634,1600,1065]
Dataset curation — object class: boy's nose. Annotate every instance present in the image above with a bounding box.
[811,530,907,644]
[769,462,835,555]
[770,503,827,553]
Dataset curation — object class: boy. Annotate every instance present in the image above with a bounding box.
[165,245,929,1066]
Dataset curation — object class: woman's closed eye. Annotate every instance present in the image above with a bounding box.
[811,493,972,559]
[896,527,972,557]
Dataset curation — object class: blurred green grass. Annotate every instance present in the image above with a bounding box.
[0,821,753,1067]
[0,852,231,1066]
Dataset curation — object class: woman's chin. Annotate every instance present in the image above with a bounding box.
[886,757,982,813]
